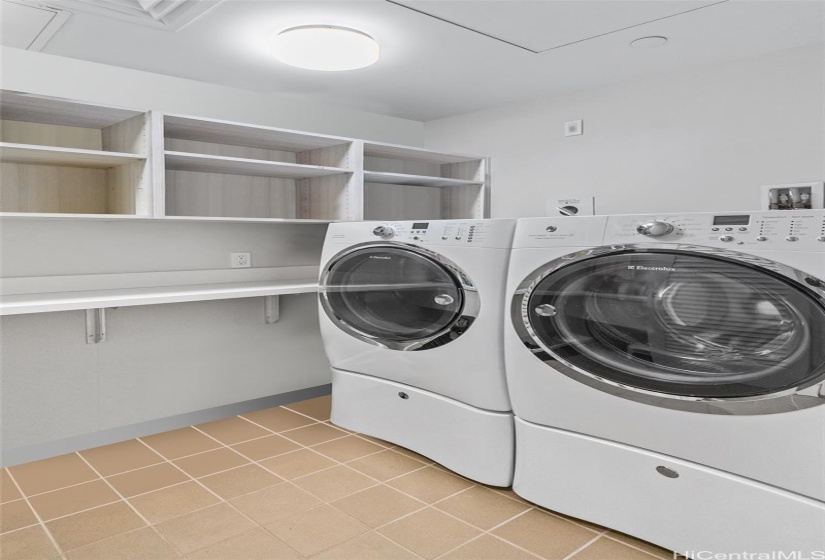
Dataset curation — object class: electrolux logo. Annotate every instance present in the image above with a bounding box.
[679,551,825,560]
[369,256,392,260]
[628,265,677,272]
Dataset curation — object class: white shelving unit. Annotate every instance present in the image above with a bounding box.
[160,114,360,222]
[0,91,152,217]
[363,141,488,221]
[0,90,491,223]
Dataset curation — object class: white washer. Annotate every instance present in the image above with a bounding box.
[319,219,516,485]
[505,211,825,556]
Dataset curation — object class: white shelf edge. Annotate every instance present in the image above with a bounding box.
[164,151,351,179]
[0,213,336,223]
[0,142,146,168]
[364,170,484,188]
[160,216,336,224]
[0,212,149,220]
[0,280,320,316]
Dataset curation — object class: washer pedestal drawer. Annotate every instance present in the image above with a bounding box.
[514,417,825,558]
[331,368,514,486]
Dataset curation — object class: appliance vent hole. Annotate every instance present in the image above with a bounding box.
[656,466,679,479]
[398,392,409,400]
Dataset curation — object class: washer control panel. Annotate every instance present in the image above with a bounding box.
[603,210,825,250]
[327,219,515,249]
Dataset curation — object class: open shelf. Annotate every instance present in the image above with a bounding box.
[162,113,360,222]
[164,114,352,154]
[0,143,145,168]
[0,279,319,316]
[165,151,350,180]
[364,170,483,188]
[1,90,152,217]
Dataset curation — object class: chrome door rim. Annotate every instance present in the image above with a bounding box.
[320,242,481,351]
[511,243,825,415]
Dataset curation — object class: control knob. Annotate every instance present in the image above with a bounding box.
[636,221,674,237]
[372,225,395,238]
[719,235,734,242]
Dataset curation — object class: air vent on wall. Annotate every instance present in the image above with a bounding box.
[47,0,223,31]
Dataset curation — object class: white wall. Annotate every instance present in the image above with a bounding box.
[0,47,424,144]
[0,49,423,456]
[424,43,825,218]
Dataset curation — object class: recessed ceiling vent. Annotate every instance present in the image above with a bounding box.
[48,0,223,31]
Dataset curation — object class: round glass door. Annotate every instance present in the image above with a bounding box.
[517,248,825,403]
[320,245,478,350]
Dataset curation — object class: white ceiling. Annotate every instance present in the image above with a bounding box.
[3,0,824,121]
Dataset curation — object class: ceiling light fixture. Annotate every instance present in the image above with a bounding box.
[271,25,379,71]
[630,36,668,48]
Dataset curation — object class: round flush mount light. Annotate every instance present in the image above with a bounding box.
[630,36,668,48]
[271,26,379,71]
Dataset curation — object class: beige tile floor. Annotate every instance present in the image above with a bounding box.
[0,396,677,560]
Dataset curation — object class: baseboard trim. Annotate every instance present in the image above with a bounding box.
[1,384,332,467]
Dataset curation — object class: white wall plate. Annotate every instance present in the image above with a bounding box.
[761,182,824,210]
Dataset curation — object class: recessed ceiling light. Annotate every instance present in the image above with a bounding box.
[630,36,668,48]
[271,25,380,71]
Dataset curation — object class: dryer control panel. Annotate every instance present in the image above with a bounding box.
[326,219,515,249]
[603,210,825,250]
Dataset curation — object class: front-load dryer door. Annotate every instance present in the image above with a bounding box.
[320,244,479,351]
[513,245,825,414]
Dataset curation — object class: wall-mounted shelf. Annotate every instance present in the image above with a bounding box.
[0,90,491,223]
[0,279,318,316]
[0,143,145,168]
[165,151,350,180]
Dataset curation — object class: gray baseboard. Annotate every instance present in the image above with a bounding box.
[1,384,331,468]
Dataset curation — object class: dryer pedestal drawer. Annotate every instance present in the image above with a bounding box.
[331,368,514,486]
[514,418,825,558]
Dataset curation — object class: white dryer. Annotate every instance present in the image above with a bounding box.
[505,211,825,557]
[319,219,515,485]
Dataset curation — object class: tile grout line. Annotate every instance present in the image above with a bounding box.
[600,533,673,559]
[72,451,185,557]
[3,468,65,558]
[561,532,611,560]
[137,429,312,558]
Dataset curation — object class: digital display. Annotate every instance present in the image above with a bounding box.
[713,215,750,226]
[412,222,429,229]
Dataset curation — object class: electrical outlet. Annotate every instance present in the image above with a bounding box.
[564,119,583,136]
[231,253,251,268]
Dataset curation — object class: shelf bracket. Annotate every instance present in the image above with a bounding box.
[264,296,280,324]
[85,308,107,344]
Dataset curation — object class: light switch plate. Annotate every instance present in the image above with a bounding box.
[564,120,583,136]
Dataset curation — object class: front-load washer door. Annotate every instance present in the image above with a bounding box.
[512,244,825,414]
[320,243,480,351]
